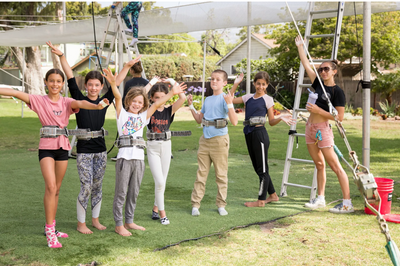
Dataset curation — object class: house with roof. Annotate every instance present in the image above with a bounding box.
[216,33,279,76]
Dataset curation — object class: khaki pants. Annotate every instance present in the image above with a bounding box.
[191,134,230,208]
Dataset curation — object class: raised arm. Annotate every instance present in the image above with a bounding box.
[146,82,187,120]
[0,87,30,104]
[295,35,316,83]
[229,73,245,104]
[187,94,203,124]
[46,41,73,80]
[103,68,122,117]
[115,55,142,86]
[224,91,238,126]
[171,83,187,115]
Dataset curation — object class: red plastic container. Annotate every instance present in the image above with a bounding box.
[364,177,394,215]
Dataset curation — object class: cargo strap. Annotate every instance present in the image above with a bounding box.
[243,116,267,126]
[40,126,108,140]
[116,135,146,149]
[201,118,228,129]
[146,130,192,141]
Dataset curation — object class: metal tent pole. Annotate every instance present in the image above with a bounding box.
[362,2,371,168]
[63,2,68,97]
[21,47,25,118]
[246,2,251,94]
[201,37,206,107]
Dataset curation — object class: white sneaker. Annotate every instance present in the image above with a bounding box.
[329,202,354,214]
[124,28,133,34]
[192,207,200,216]
[218,207,228,216]
[304,198,326,209]
[130,38,138,46]
[160,217,170,225]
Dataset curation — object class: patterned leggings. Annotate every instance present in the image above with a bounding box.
[121,2,142,38]
[76,151,107,222]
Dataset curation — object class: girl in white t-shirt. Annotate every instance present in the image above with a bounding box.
[101,68,186,236]
[230,72,295,208]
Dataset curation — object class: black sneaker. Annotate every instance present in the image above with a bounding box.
[152,210,160,220]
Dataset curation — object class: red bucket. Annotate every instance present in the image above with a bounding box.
[365,177,394,215]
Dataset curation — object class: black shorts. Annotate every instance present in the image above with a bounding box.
[38,148,69,161]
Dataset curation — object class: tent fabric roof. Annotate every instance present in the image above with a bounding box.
[1,1,399,47]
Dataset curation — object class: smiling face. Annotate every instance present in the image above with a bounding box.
[45,73,64,96]
[318,62,337,82]
[85,78,104,100]
[253,78,268,96]
[128,95,145,114]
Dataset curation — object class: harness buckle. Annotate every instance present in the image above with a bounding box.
[40,126,60,138]
[215,119,228,129]
[249,116,266,126]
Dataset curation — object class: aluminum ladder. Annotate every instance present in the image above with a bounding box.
[97,2,145,78]
[279,2,345,201]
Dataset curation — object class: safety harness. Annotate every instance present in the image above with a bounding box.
[40,126,108,140]
[146,130,192,141]
[243,116,267,126]
[115,135,146,149]
[201,118,228,129]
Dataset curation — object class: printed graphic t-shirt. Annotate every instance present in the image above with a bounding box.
[116,108,149,160]
[147,105,175,133]
[27,94,79,150]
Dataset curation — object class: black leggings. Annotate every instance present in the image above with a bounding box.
[245,127,275,200]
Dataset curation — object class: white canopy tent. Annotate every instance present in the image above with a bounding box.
[1,1,396,167]
[0,1,398,47]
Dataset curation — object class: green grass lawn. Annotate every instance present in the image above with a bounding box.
[1,98,400,265]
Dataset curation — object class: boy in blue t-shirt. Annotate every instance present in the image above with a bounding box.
[187,70,238,216]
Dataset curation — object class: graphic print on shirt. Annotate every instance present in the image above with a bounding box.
[122,116,143,135]
[53,110,62,116]
[150,116,169,133]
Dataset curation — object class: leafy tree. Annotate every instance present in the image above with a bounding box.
[266,11,400,84]
[201,30,231,56]
[234,57,287,82]
[236,25,265,42]
[372,72,400,105]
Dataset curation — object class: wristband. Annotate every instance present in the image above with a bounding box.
[99,99,109,108]
[149,78,158,86]
[189,104,197,112]
[227,103,234,109]
[165,78,176,86]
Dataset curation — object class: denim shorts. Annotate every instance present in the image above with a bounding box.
[305,121,334,148]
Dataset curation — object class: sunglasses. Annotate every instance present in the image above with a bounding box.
[318,67,331,73]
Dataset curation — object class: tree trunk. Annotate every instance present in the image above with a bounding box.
[11,46,46,95]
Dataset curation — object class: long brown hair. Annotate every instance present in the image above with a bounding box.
[124,86,149,113]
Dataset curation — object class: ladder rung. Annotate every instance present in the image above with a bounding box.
[310,9,338,15]
[299,84,312,88]
[284,182,313,189]
[307,34,335,39]
[291,133,305,137]
[288,158,314,164]
[106,31,117,36]
[295,108,307,112]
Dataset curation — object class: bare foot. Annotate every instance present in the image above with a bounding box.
[244,200,265,207]
[92,217,106,230]
[115,225,132,236]
[264,193,279,203]
[124,222,146,231]
[153,206,158,213]
[77,222,93,234]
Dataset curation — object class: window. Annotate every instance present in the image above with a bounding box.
[231,65,239,75]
